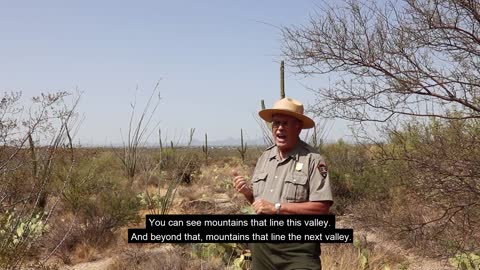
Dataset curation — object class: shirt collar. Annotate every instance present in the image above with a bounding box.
[268,140,304,161]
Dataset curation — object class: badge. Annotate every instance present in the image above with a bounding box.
[295,162,303,171]
[317,162,328,178]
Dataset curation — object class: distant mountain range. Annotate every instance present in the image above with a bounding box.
[189,137,266,147]
[98,137,268,148]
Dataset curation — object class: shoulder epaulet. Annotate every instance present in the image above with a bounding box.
[299,140,320,154]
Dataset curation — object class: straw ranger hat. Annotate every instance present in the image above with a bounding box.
[258,97,315,129]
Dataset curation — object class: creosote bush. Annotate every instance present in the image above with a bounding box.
[375,118,480,256]
[323,117,480,257]
[321,140,396,215]
[154,148,200,184]
[48,155,141,264]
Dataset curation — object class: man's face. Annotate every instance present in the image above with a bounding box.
[271,114,302,152]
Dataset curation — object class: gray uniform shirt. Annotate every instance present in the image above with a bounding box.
[249,140,333,270]
[252,140,333,204]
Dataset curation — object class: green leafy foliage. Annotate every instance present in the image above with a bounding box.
[191,243,248,268]
[321,139,396,214]
[0,211,49,267]
[449,252,480,270]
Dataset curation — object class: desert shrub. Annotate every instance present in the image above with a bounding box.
[107,245,224,270]
[320,239,409,270]
[210,146,263,169]
[0,91,81,269]
[155,148,176,171]
[0,210,49,268]
[319,118,480,256]
[0,156,33,205]
[154,148,200,184]
[361,117,480,256]
[172,151,200,185]
[321,140,395,214]
[48,158,140,263]
[449,252,480,270]
[69,174,140,236]
[73,187,140,248]
[86,151,124,179]
[191,243,246,267]
[48,185,141,264]
[139,148,201,214]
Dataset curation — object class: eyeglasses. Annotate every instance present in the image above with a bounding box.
[272,119,298,128]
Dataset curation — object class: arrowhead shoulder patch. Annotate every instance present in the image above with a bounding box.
[317,162,328,178]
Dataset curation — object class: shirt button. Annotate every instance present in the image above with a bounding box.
[274,176,278,179]
[270,189,273,193]
[293,179,296,182]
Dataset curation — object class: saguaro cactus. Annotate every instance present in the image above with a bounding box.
[159,129,164,152]
[187,128,195,146]
[237,129,247,163]
[259,61,286,146]
[202,133,210,165]
[261,60,286,113]
[280,60,285,99]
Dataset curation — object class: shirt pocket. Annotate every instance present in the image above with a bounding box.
[252,172,268,199]
[283,171,309,202]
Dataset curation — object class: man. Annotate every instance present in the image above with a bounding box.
[233,97,333,270]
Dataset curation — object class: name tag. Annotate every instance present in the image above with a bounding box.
[295,162,303,171]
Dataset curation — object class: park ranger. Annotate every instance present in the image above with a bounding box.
[233,97,333,269]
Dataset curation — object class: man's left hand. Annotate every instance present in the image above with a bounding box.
[252,199,276,215]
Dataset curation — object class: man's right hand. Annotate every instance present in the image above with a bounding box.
[232,169,253,203]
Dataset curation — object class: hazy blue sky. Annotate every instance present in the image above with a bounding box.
[0,0,349,145]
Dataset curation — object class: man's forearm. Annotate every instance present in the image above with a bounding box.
[279,201,331,215]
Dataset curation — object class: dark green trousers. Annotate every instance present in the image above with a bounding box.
[250,243,321,270]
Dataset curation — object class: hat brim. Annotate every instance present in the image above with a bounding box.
[258,109,315,129]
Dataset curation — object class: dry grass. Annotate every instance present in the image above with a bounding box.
[73,243,100,263]
[321,242,408,270]
[177,185,207,201]
[107,245,224,270]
